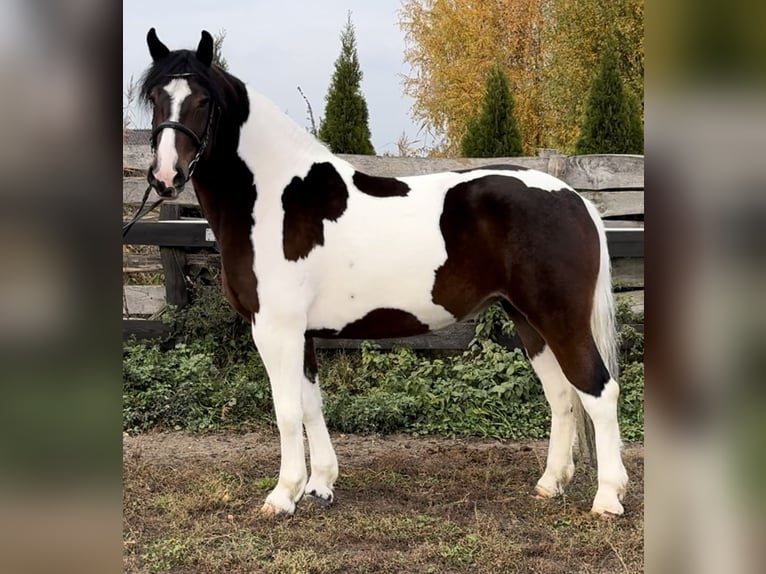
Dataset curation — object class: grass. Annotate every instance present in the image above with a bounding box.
[123,430,644,573]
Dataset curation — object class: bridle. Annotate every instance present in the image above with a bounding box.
[123,73,218,237]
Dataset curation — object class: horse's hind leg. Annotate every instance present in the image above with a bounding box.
[503,302,576,498]
[301,336,338,505]
[251,315,308,516]
[527,315,628,515]
[574,376,627,515]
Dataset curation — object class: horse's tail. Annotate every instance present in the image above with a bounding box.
[585,199,619,379]
[572,198,619,464]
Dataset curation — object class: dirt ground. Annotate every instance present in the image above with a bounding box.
[123,430,643,573]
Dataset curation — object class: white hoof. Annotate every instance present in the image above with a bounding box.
[304,477,334,505]
[261,487,298,517]
[534,464,574,499]
[590,489,625,516]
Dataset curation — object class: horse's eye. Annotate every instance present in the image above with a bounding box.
[200,97,210,107]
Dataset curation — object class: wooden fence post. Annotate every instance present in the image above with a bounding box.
[159,203,189,310]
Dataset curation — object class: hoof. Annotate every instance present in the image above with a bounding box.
[533,484,559,500]
[261,484,300,517]
[303,491,334,508]
[260,502,294,517]
[590,499,625,517]
[304,477,334,506]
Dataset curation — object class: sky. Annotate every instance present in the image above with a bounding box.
[123,0,423,155]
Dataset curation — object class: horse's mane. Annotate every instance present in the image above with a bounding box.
[139,49,249,137]
[139,50,233,112]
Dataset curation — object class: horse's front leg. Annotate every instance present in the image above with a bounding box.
[302,336,338,504]
[251,316,308,516]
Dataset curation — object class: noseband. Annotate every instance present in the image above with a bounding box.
[123,74,218,238]
[150,92,217,182]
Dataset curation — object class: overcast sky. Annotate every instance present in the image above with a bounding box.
[123,0,422,155]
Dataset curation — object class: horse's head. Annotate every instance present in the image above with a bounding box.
[141,28,219,199]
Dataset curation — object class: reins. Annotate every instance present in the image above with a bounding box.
[122,184,164,238]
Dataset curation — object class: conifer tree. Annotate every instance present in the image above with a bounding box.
[460,66,523,157]
[317,13,375,155]
[212,29,229,71]
[575,51,644,154]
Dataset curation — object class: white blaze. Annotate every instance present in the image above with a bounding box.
[153,78,191,188]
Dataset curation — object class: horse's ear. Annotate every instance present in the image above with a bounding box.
[147,28,170,61]
[196,30,214,67]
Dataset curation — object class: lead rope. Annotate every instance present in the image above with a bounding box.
[123,105,217,238]
[122,183,164,238]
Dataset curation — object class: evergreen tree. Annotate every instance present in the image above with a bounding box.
[460,66,523,157]
[317,13,375,155]
[212,29,229,71]
[575,51,644,154]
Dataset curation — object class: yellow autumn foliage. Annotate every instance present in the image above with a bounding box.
[399,0,643,155]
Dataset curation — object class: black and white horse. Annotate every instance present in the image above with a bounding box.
[139,29,628,516]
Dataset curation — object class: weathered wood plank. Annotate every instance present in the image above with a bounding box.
[579,191,643,218]
[123,252,164,273]
[124,145,643,190]
[615,290,644,314]
[123,286,165,316]
[314,323,479,350]
[123,219,642,255]
[612,258,644,289]
[125,175,643,219]
[123,251,218,273]
[605,229,644,258]
[558,155,644,190]
[159,204,189,309]
[123,319,172,340]
[600,220,644,228]
[122,221,215,247]
[124,250,642,290]
[124,177,200,206]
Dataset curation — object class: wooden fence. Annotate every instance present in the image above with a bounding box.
[123,146,644,348]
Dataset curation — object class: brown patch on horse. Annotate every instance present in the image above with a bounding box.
[304,335,318,382]
[194,159,259,319]
[282,162,348,261]
[500,301,545,360]
[308,309,429,339]
[352,171,410,197]
[452,164,529,174]
[432,175,609,395]
[338,308,429,338]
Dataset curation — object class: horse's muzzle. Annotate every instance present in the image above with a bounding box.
[148,168,187,199]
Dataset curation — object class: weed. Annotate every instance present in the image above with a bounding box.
[123,294,644,440]
[439,533,480,566]
[142,536,189,573]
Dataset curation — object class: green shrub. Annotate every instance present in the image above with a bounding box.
[123,340,273,433]
[123,296,643,440]
[618,361,644,442]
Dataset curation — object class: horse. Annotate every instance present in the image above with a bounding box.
[138,28,628,517]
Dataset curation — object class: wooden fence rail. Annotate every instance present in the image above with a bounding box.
[123,147,644,346]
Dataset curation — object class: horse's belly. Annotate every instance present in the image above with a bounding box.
[306,192,456,334]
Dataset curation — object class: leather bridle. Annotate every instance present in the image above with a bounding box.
[123,74,218,238]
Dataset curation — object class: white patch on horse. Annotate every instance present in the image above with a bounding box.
[462,167,573,192]
[529,345,576,497]
[308,168,457,331]
[153,78,191,188]
[576,379,629,515]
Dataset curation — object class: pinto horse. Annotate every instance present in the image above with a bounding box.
[139,29,628,517]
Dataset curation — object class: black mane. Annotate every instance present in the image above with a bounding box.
[139,49,229,111]
[139,48,250,149]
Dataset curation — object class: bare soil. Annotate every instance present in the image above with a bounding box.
[123,430,643,573]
